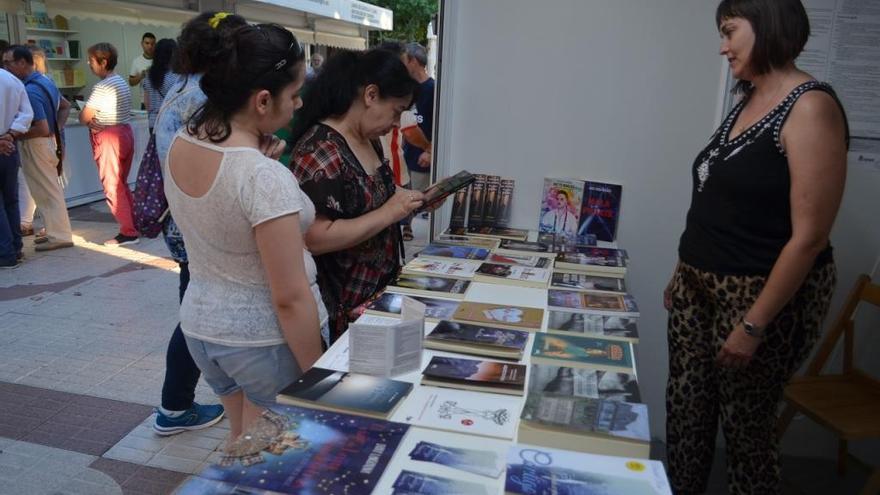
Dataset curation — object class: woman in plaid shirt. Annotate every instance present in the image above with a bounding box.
[290,49,424,342]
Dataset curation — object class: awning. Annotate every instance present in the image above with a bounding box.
[314,32,366,50]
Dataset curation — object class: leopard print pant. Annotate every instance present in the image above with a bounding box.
[666,260,836,495]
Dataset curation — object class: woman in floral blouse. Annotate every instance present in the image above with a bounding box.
[290,48,424,342]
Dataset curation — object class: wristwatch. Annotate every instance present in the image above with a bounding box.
[741,318,765,339]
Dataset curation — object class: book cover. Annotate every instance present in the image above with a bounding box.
[468,226,529,241]
[578,180,623,242]
[488,252,552,268]
[422,356,526,388]
[557,248,627,268]
[529,364,641,403]
[417,170,475,213]
[467,174,488,229]
[475,263,551,288]
[520,395,650,442]
[550,272,626,293]
[481,175,502,227]
[402,258,482,279]
[392,470,489,495]
[505,445,672,495]
[399,387,521,439]
[365,292,460,321]
[175,478,288,494]
[538,178,584,236]
[531,333,634,373]
[408,440,503,479]
[197,406,409,495]
[449,186,470,230]
[496,178,515,227]
[546,311,640,342]
[547,290,639,316]
[436,233,500,250]
[277,367,412,418]
[537,231,598,251]
[388,274,471,299]
[452,302,544,332]
[418,243,490,261]
[425,320,529,352]
[497,239,551,254]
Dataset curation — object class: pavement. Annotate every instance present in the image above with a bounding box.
[0,201,428,495]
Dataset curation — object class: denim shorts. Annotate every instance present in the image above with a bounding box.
[184,336,302,409]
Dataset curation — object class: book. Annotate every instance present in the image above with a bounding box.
[496,178,515,227]
[547,289,640,317]
[546,310,640,343]
[448,186,470,230]
[421,356,527,395]
[474,263,551,289]
[482,175,502,227]
[538,178,584,236]
[467,226,529,241]
[196,406,408,494]
[504,444,672,495]
[348,299,424,377]
[176,478,288,494]
[365,292,460,322]
[398,386,522,439]
[529,364,641,403]
[550,271,626,294]
[537,231,598,251]
[554,250,627,277]
[424,320,529,360]
[417,170,476,213]
[408,440,504,479]
[495,239,551,255]
[452,301,544,332]
[518,396,650,457]
[276,367,413,419]
[530,333,635,373]
[392,470,489,495]
[417,243,490,261]
[488,252,552,268]
[402,258,482,279]
[436,233,500,250]
[578,180,623,242]
[467,174,488,229]
[387,274,471,300]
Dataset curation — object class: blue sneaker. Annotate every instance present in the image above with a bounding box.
[153,402,225,436]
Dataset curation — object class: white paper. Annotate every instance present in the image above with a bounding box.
[349,297,424,377]
[395,387,523,440]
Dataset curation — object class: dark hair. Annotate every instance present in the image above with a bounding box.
[142,32,156,41]
[375,40,405,56]
[189,23,305,143]
[9,45,33,65]
[0,40,8,53]
[148,38,176,90]
[88,42,118,70]
[173,11,248,75]
[404,42,428,67]
[290,48,419,145]
[716,0,810,91]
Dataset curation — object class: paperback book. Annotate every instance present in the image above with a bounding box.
[399,386,522,439]
[424,320,529,360]
[504,444,672,495]
[276,367,413,419]
[538,178,584,236]
[495,239,552,255]
[547,289,640,317]
[554,250,627,277]
[537,231,598,249]
[402,258,482,279]
[528,364,641,403]
[452,301,544,332]
[421,356,527,395]
[481,175,502,227]
[387,274,471,300]
[577,180,623,242]
[417,170,476,213]
[417,243,490,261]
[409,440,504,478]
[497,178,515,227]
[467,174,488,229]
[530,333,634,373]
[448,187,470,230]
[488,252,553,268]
[546,311,640,343]
[474,263,551,289]
[365,292,460,322]
[467,226,529,241]
[196,406,409,494]
[550,272,626,294]
[436,233,500,250]
[392,470,489,495]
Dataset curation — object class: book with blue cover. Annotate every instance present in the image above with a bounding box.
[392,470,489,495]
[421,356,526,395]
[424,320,529,359]
[408,440,504,478]
[530,333,634,373]
[195,406,409,494]
[418,243,491,261]
[366,292,461,322]
[276,367,412,419]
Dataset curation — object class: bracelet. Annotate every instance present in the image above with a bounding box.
[741,318,765,339]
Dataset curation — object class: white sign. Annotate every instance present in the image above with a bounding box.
[251,0,393,30]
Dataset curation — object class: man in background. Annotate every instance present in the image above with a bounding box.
[402,42,434,225]
[0,65,33,268]
[128,32,155,107]
[306,52,324,81]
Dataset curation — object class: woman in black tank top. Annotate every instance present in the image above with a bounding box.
[664,2,849,494]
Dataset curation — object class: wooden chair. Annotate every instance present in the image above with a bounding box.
[778,274,880,495]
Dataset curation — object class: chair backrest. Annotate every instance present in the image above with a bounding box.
[804,274,879,376]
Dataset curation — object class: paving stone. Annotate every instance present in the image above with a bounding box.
[145,454,203,474]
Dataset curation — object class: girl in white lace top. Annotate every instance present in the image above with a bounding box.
[163,23,325,441]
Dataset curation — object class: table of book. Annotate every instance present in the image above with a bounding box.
[178,237,671,494]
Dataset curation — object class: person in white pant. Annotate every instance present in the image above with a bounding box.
[2,46,73,251]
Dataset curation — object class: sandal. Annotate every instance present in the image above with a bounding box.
[402,225,414,241]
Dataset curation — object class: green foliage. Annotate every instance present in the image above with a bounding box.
[369,0,438,46]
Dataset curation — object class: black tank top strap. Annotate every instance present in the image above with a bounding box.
[773,81,850,156]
